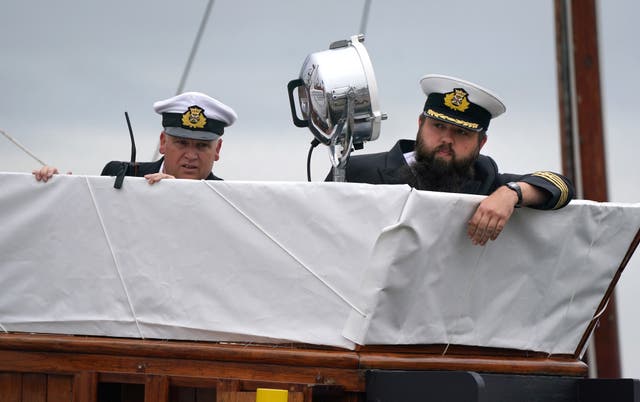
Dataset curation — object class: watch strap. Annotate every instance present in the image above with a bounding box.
[505,181,523,208]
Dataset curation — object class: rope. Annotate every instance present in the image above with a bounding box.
[84,177,145,338]
[203,181,365,316]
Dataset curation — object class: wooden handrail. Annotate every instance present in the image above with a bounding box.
[0,332,587,378]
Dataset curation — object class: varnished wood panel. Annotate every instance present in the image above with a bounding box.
[289,391,304,402]
[0,373,22,402]
[47,375,73,402]
[74,371,97,402]
[22,374,46,402]
[145,375,169,402]
[99,373,146,385]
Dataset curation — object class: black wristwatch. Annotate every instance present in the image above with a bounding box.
[505,181,523,208]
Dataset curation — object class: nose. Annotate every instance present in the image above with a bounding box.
[184,145,198,159]
[440,128,455,144]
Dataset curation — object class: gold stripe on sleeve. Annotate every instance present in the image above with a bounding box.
[531,171,569,209]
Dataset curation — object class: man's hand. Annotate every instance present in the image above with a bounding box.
[143,172,176,185]
[32,166,65,182]
[467,185,518,246]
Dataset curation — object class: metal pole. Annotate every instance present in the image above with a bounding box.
[554,0,621,378]
[359,0,372,35]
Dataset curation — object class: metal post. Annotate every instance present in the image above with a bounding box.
[554,0,621,378]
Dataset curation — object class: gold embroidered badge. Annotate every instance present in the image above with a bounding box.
[443,88,471,112]
[181,106,207,129]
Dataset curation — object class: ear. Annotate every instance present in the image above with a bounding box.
[159,132,167,155]
[478,133,488,150]
[214,139,223,161]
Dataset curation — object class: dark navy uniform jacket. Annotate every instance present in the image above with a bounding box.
[328,139,573,210]
[101,158,222,181]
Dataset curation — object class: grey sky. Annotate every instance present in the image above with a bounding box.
[1,1,638,377]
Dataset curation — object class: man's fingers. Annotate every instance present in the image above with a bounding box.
[469,214,504,246]
[468,213,490,245]
[467,211,484,237]
[144,173,175,184]
[475,225,491,245]
[489,229,500,241]
[490,224,505,241]
[32,166,59,182]
[468,187,519,245]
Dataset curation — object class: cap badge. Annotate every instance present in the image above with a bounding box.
[181,105,207,129]
[444,88,470,112]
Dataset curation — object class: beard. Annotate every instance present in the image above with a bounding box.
[399,134,479,193]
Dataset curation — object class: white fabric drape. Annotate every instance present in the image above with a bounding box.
[1,173,637,353]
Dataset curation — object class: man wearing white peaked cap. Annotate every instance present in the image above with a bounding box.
[102,92,237,183]
[34,92,237,184]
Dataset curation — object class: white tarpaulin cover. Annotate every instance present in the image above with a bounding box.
[0,172,638,353]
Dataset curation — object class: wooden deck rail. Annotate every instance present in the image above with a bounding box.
[0,333,587,402]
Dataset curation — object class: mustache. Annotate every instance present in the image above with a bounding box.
[435,144,453,154]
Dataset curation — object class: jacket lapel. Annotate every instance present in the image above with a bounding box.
[378,140,415,184]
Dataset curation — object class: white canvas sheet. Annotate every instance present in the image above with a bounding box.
[343,190,640,355]
[0,172,638,354]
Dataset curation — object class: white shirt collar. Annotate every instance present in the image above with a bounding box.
[403,150,416,166]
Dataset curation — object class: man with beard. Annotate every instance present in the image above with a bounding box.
[327,74,574,246]
[33,91,237,184]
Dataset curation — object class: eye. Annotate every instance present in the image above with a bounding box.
[196,142,212,150]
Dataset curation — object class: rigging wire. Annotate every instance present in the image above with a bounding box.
[0,129,47,167]
[176,0,216,95]
[153,0,216,160]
